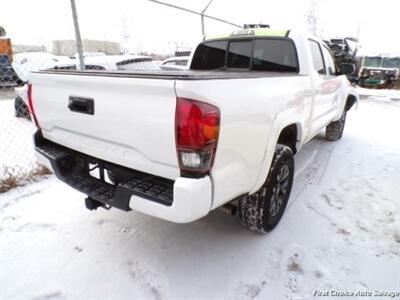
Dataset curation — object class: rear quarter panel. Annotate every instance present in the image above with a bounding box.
[175,75,313,209]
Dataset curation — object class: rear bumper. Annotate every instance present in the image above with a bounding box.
[130,176,212,223]
[34,132,212,223]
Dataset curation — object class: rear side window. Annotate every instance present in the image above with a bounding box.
[252,39,298,72]
[321,46,336,75]
[191,41,227,70]
[309,40,325,74]
[227,40,252,69]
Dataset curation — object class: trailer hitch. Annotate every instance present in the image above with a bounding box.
[85,197,111,211]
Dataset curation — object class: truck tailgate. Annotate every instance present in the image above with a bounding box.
[30,72,180,180]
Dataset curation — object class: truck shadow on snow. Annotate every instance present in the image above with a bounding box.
[83,132,337,255]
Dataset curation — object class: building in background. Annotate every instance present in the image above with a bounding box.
[13,44,47,53]
[53,39,121,56]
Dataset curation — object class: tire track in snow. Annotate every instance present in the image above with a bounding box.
[288,138,336,210]
[127,260,167,300]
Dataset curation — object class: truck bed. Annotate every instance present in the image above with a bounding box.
[30,67,307,212]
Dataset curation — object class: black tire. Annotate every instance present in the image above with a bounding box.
[239,144,294,233]
[326,110,346,141]
[14,96,30,119]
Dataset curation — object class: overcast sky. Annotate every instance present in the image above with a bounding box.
[1,0,399,55]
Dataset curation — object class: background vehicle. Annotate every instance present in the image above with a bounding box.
[382,56,400,89]
[12,52,76,82]
[358,55,399,89]
[13,53,160,118]
[14,86,30,119]
[324,37,360,83]
[12,52,76,118]
[160,56,190,70]
[72,52,106,59]
[83,54,160,71]
[325,37,358,63]
[30,28,357,233]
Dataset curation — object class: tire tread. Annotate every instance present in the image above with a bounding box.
[239,144,293,233]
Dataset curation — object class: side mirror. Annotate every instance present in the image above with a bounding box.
[339,63,355,75]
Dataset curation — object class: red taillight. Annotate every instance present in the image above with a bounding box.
[175,97,220,175]
[27,84,40,128]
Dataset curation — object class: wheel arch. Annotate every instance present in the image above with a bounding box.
[277,123,302,155]
[250,110,304,194]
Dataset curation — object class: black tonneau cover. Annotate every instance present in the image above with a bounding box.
[36,69,301,80]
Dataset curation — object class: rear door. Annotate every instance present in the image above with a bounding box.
[30,72,180,180]
[320,44,342,114]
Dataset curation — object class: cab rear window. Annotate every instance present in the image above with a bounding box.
[190,41,227,70]
[191,38,298,72]
[227,40,252,69]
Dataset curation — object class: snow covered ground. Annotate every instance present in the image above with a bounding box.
[0,97,38,182]
[357,87,400,102]
[1,93,399,300]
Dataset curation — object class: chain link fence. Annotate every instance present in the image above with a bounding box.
[0,34,194,193]
[0,46,54,192]
[0,91,48,192]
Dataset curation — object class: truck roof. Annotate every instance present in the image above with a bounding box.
[204,28,290,41]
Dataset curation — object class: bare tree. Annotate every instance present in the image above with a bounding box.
[121,16,131,54]
[306,0,318,35]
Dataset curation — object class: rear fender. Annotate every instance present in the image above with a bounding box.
[250,108,304,194]
[332,81,359,121]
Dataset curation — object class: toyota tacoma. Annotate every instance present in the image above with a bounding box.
[29,28,357,233]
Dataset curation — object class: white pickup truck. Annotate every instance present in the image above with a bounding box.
[29,28,357,233]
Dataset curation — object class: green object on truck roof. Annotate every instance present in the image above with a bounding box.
[205,28,288,41]
[252,28,288,37]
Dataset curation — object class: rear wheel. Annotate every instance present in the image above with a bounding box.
[326,110,346,141]
[239,144,294,233]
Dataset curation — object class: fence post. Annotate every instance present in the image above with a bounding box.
[201,0,213,36]
[70,0,85,70]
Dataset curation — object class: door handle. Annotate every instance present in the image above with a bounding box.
[68,96,94,115]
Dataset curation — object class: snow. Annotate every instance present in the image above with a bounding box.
[1,93,400,300]
[0,99,38,181]
[357,87,400,102]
